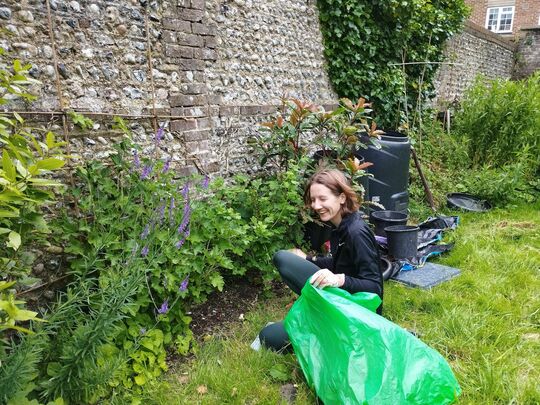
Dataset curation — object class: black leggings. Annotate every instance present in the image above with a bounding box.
[259,250,382,351]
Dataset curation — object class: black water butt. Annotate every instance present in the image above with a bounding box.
[360,130,411,212]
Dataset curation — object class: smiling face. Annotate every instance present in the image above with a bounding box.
[309,183,346,226]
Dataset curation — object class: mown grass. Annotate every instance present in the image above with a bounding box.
[143,203,540,404]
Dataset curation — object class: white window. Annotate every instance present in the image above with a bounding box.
[485,6,515,33]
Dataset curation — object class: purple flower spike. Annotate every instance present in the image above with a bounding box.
[132,150,140,170]
[141,245,149,257]
[140,224,150,240]
[141,164,153,180]
[183,202,191,217]
[158,202,166,224]
[139,327,147,335]
[179,276,189,292]
[175,237,186,249]
[201,175,210,189]
[181,182,190,198]
[162,157,171,174]
[168,197,176,225]
[157,300,169,314]
[155,126,165,143]
[177,213,190,234]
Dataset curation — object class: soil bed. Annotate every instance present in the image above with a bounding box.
[188,277,289,339]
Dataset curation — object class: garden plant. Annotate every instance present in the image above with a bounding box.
[1,5,539,402]
[316,0,469,128]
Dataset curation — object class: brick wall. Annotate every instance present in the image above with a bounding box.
[515,0,540,31]
[466,0,488,28]
[465,0,540,35]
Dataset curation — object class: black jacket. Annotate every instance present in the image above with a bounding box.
[308,211,383,298]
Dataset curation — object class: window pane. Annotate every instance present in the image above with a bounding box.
[487,8,499,31]
[499,7,513,32]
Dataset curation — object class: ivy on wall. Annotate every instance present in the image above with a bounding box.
[317,0,469,128]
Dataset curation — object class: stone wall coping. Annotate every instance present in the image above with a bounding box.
[520,26,540,32]
[464,21,517,52]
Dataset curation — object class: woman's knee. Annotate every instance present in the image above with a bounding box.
[272,250,290,268]
[259,321,290,352]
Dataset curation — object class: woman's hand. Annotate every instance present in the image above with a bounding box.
[310,269,345,289]
[288,248,307,259]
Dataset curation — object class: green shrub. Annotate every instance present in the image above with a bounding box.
[0,55,67,279]
[453,73,540,169]
[458,159,539,206]
[6,129,307,403]
[408,117,539,215]
[215,167,307,284]
[0,280,42,335]
[254,97,382,172]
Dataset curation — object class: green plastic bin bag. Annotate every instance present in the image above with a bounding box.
[284,282,461,404]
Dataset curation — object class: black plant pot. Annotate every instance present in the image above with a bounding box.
[369,210,409,237]
[385,225,419,259]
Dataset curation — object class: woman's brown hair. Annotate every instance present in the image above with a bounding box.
[304,169,360,216]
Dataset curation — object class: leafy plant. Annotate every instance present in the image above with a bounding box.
[0,280,42,335]
[453,72,540,170]
[316,0,469,128]
[42,121,307,401]
[68,111,95,130]
[214,165,307,284]
[0,55,67,278]
[255,97,382,173]
[407,116,539,216]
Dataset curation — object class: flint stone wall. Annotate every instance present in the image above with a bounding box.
[514,27,540,79]
[433,21,516,108]
[0,0,337,176]
[2,1,533,174]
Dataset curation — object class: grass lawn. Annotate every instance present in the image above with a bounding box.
[143,203,540,404]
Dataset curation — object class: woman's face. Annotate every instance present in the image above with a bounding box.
[310,183,346,226]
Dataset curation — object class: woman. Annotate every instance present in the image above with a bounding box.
[259,169,383,351]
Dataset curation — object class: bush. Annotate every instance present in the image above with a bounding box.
[453,73,540,170]
[0,126,309,403]
[408,116,539,216]
[0,55,67,280]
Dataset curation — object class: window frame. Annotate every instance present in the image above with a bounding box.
[485,6,515,34]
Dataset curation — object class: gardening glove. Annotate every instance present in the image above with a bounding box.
[310,269,345,289]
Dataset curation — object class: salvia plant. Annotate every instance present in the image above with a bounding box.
[1,124,209,403]
[19,121,306,403]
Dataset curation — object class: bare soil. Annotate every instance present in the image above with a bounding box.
[189,277,289,339]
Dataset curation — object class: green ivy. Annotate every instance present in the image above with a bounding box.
[317,0,469,128]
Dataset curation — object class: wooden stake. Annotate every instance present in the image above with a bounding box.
[411,146,436,212]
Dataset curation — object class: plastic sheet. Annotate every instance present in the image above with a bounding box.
[284,283,461,404]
